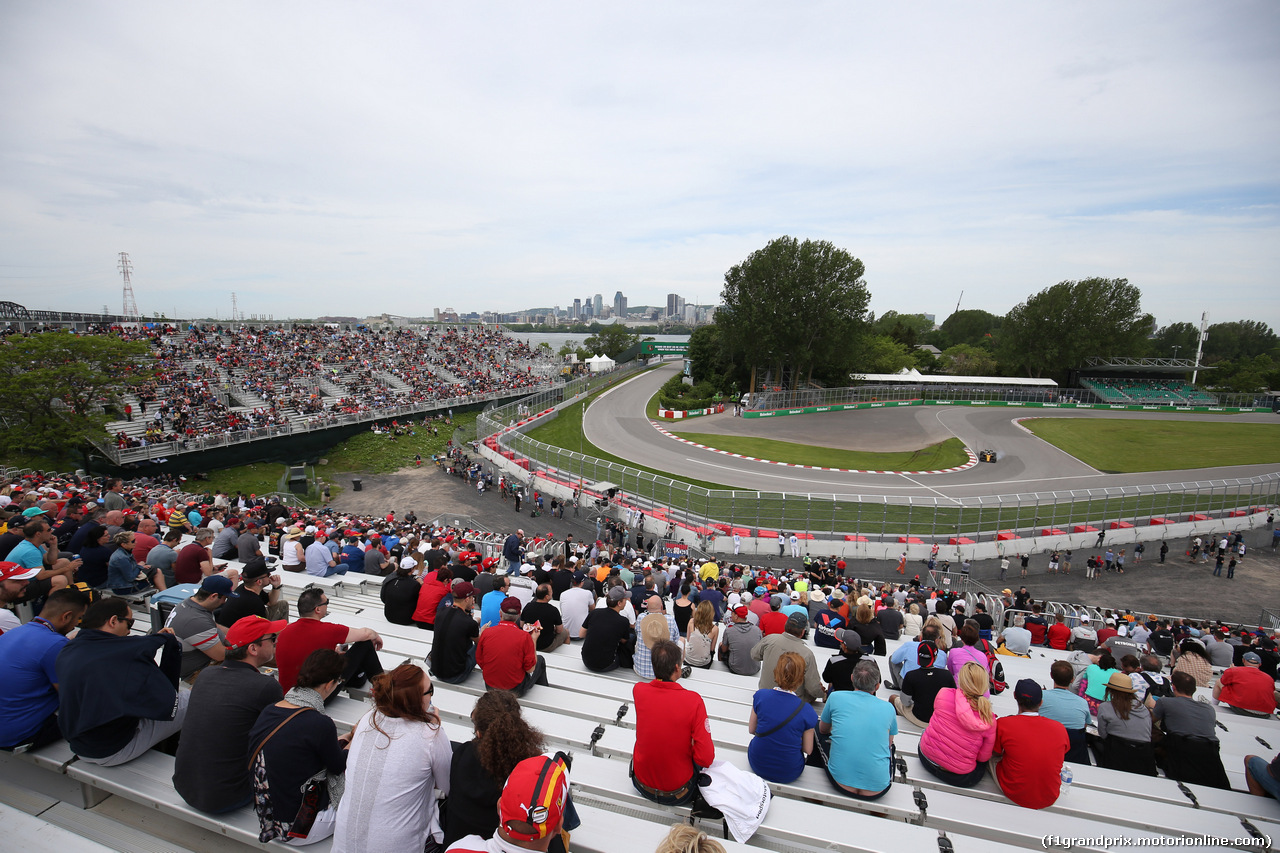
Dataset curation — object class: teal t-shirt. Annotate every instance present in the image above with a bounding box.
[821,689,898,791]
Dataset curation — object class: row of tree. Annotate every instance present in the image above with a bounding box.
[692,236,1279,395]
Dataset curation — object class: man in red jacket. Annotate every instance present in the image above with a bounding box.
[1045,614,1071,651]
[631,640,715,805]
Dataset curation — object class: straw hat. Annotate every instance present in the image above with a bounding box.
[1105,672,1136,694]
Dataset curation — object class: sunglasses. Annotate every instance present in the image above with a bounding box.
[423,684,434,697]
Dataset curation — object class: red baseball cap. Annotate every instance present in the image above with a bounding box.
[499,755,570,842]
[224,616,288,650]
[500,596,522,615]
[0,562,40,582]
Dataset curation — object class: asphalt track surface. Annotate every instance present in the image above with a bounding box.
[583,362,1280,499]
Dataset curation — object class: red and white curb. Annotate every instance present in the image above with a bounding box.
[650,422,979,474]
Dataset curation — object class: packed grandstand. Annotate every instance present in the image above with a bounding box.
[79,323,559,451]
[0,467,1277,853]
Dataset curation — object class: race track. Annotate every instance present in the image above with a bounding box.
[583,362,1280,499]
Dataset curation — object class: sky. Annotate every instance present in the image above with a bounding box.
[1,2,1277,328]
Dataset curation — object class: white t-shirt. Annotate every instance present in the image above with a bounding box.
[560,587,595,637]
[0,608,20,634]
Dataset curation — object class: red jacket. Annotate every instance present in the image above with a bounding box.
[1046,622,1071,651]
[632,679,714,792]
[759,612,788,636]
[413,573,450,625]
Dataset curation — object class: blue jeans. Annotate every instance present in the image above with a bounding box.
[1247,756,1280,799]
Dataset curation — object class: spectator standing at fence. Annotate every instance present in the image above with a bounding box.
[56,598,189,766]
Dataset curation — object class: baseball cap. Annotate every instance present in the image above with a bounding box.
[790,591,800,601]
[21,507,49,518]
[499,754,571,842]
[200,575,236,597]
[1013,678,1043,705]
[643,589,661,600]
[754,586,766,597]
[452,581,475,599]
[224,616,287,650]
[606,586,628,604]
[1243,651,1262,664]
[1001,588,1012,595]
[571,571,586,583]
[241,556,270,580]
[732,605,749,619]
[0,561,40,582]
[500,596,522,615]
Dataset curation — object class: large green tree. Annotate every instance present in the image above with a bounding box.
[582,324,640,359]
[0,331,151,455]
[1149,322,1200,358]
[934,309,1002,350]
[717,236,870,389]
[1204,320,1278,362]
[999,278,1152,379]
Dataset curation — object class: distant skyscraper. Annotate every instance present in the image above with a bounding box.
[593,294,604,316]
[666,293,682,317]
[572,298,581,319]
[613,291,627,318]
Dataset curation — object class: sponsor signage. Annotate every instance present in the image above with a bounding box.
[641,341,690,356]
[664,541,688,559]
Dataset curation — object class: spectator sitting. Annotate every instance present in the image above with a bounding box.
[1078,652,1120,716]
[430,581,479,685]
[748,651,818,784]
[1154,671,1230,789]
[889,641,953,727]
[821,629,864,695]
[216,556,288,627]
[1038,660,1092,765]
[333,663,452,853]
[442,691,569,852]
[1045,613,1071,651]
[991,679,1070,809]
[886,623,948,689]
[758,595,788,636]
[173,615,285,813]
[812,594,847,649]
[0,587,91,750]
[818,659,896,799]
[579,586,634,673]
[380,560,422,626]
[56,598,188,766]
[844,604,886,656]
[446,754,572,853]
[305,530,341,577]
[918,662,997,787]
[275,588,384,692]
[1094,672,1156,776]
[752,612,825,704]
[1244,751,1280,801]
[632,640,714,806]
[413,566,453,630]
[1212,651,1279,717]
[654,824,727,853]
[1024,605,1048,646]
[717,605,763,676]
[521,583,568,653]
[248,649,351,845]
[476,596,548,696]
[1172,640,1214,688]
[168,575,233,680]
[997,617,1032,657]
[634,591,681,681]
[683,600,718,669]
[945,622,991,688]
[1068,614,1097,652]
[107,530,166,595]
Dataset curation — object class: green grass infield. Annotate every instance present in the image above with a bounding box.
[1022,419,1280,473]
[666,432,971,471]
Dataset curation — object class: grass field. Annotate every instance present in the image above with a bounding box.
[1023,419,1280,473]
[667,432,970,471]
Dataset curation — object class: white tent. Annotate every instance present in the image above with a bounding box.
[586,354,616,373]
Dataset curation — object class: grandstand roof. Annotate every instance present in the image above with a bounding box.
[853,369,1058,388]
[1082,356,1212,374]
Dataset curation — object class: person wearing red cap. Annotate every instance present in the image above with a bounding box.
[476,596,548,696]
[445,753,572,852]
[173,616,285,814]
[0,561,42,633]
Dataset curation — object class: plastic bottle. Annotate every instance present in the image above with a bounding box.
[1060,765,1073,795]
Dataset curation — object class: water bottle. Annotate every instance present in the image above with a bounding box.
[1060,766,1073,795]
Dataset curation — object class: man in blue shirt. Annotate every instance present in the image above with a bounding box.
[1037,659,1092,763]
[480,575,511,631]
[0,588,91,749]
[819,658,898,799]
[6,517,77,600]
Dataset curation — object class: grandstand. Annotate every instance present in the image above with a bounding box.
[78,324,561,463]
[2,469,1278,852]
[1082,378,1217,406]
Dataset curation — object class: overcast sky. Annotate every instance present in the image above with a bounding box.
[2,2,1277,328]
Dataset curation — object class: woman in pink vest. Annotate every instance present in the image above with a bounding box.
[918,662,997,787]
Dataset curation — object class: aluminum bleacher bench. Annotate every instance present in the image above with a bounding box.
[0,800,120,853]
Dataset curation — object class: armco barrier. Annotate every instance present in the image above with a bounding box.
[743,398,1272,418]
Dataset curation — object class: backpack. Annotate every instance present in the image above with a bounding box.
[1139,672,1174,699]
[977,638,1008,694]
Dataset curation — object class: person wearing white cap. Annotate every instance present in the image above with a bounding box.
[1069,613,1099,653]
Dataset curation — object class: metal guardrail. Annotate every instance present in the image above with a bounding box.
[477,370,1280,539]
[748,384,1268,411]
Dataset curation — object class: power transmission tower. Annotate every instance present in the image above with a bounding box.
[118,252,139,318]
[231,292,239,323]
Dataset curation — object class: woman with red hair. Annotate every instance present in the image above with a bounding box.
[332,663,452,852]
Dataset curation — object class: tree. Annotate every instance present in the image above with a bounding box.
[941,343,999,376]
[1149,322,1199,359]
[999,278,1153,380]
[1203,320,1278,362]
[717,236,871,389]
[935,309,1002,350]
[871,311,934,348]
[856,335,916,375]
[582,324,640,359]
[0,331,152,455]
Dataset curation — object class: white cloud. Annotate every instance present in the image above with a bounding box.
[0,1,1276,327]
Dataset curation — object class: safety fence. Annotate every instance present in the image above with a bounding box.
[746,384,1270,414]
[477,375,1280,541]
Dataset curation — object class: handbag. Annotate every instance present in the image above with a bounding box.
[247,708,313,842]
[755,695,806,739]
